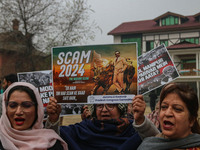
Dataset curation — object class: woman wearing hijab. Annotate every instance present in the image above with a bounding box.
[0,82,68,150]
[46,95,159,150]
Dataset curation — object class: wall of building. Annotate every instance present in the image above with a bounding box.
[142,30,200,52]
[113,35,121,43]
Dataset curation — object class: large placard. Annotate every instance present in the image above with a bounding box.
[52,43,138,104]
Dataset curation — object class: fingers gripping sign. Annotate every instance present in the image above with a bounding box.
[132,95,146,125]
[81,105,91,120]
[47,97,61,123]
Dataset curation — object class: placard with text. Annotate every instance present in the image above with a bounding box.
[138,44,179,95]
[52,43,138,104]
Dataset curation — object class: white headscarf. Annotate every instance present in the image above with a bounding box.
[0,82,68,150]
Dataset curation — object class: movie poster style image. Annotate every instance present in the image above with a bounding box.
[52,43,137,104]
[138,44,180,95]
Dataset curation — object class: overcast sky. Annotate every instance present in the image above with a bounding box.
[87,0,200,45]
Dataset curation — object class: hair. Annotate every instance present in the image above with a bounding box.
[4,74,18,83]
[159,82,200,133]
[7,85,38,126]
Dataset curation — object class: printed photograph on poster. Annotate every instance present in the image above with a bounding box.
[52,43,137,104]
[60,103,84,116]
[138,44,180,95]
[17,70,53,108]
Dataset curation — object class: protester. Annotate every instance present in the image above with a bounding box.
[46,95,159,150]
[81,100,160,130]
[0,82,68,150]
[137,82,200,150]
[81,103,134,121]
[0,74,18,116]
[2,73,18,91]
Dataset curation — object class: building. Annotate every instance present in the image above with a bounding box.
[108,11,200,98]
[0,19,50,78]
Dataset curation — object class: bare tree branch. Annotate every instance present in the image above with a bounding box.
[0,0,99,51]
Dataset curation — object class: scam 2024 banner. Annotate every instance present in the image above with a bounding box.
[52,43,137,104]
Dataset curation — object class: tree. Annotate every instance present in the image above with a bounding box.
[0,0,99,71]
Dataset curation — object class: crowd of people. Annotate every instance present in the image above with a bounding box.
[45,82,200,150]
[0,72,200,149]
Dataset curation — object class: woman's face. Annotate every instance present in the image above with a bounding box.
[96,104,121,120]
[6,90,36,130]
[159,93,194,139]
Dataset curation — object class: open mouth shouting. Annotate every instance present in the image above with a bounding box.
[163,120,174,130]
[15,117,25,126]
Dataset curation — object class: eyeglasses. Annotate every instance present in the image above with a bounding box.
[7,101,35,112]
[96,104,116,111]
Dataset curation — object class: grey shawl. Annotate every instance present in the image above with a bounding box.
[137,133,200,150]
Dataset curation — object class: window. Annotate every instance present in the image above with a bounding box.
[176,54,197,76]
[181,59,196,70]
[161,19,165,26]
[161,16,179,26]
[175,17,179,24]
[166,17,170,25]
[195,15,200,22]
[170,16,174,24]
[146,41,154,51]
[181,38,199,44]
[160,40,168,46]
[122,35,142,56]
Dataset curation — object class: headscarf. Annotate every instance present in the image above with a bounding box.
[0,82,68,150]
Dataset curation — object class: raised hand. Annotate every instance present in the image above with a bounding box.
[132,95,146,125]
[46,97,61,123]
[81,105,91,120]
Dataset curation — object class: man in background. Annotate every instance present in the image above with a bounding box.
[2,73,18,92]
[0,73,18,116]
